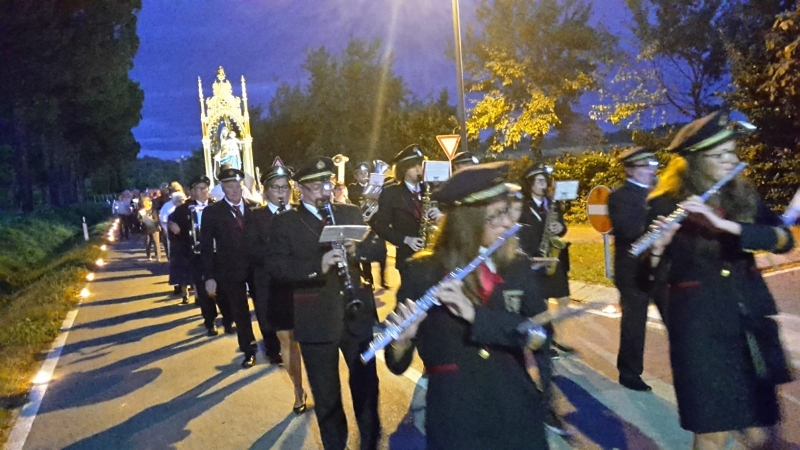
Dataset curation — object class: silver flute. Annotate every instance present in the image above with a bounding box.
[629,162,747,257]
[360,223,522,363]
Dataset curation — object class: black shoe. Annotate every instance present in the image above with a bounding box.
[544,410,572,436]
[224,324,235,335]
[293,393,308,415]
[548,348,561,360]
[241,354,255,368]
[268,354,283,365]
[181,296,189,305]
[552,341,575,355]
[619,375,652,392]
[173,286,182,295]
[206,326,218,337]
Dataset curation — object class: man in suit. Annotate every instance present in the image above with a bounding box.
[201,167,260,368]
[267,157,380,450]
[608,147,666,392]
[168,175,227,334]
[347,161,370,205]
[371,144,441,281]
[245,166,290,364]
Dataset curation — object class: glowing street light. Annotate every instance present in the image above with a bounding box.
[95,258,105,267]
[86,273,95,281]
[100,244,107,251]
[79,287,91,298]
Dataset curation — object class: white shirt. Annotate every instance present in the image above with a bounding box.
[478,246,497,273]
[160,202,179,233]
[303,201,323,221]
[405,180,420,194]
[193,200,208,226]
[224,198,244,217]
[267,201,281,214]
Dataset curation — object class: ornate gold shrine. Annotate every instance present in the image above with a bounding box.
[198,66,254,185]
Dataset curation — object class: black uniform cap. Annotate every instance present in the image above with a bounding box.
[218,167,245,183]
[452,151,480,166]
[393,144,425,165]
[188,174,211,189]
[353,161,371,173]
[431,162,520,207]
[522,162,553,182]
[261,165,294,185]
[294,157,334,183]
[619,147,658,167]
[667,110,756,154]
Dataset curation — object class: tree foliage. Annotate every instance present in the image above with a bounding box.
[0,1,143,211]
[463,0,617,154]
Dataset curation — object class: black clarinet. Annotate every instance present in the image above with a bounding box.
[319,202,363,314]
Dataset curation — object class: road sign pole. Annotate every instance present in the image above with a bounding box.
[603,233,613,280]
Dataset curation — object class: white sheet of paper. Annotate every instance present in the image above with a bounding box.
[319,225,370,243]
[553,180,579,201]
[368,173,385,187]
[423,161,451,183]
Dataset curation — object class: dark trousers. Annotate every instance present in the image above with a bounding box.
[217,277,256,356]
[191,260,224,329]
[249,280,281,358]
[145,232,157,259]
[616,283,668,379]
[533,337,555,408]
[300,334,381,450]
[117,215,130,240]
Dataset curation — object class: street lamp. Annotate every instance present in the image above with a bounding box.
[451,0,469,155]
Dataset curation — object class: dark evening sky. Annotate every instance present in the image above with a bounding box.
[130,0,633,160]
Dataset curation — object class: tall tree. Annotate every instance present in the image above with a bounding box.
[463,0,617,154]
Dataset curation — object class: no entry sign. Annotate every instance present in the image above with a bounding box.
[587,185,612,234]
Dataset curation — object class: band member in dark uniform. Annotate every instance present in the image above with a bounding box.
[246,165,306,411]
[348,161,371,205]
[608,147,666,392]
[201,167,260,368]
[167,176,226,334]
[266,157,380,450]
[385,162,549,450]
[371,144,441,280]
[451,151,480,173]
[645,112,796,449]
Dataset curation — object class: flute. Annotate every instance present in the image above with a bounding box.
[360,223,522,363]
[629,162,747,257]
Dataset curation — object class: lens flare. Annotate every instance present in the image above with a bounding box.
[86,273,95,281]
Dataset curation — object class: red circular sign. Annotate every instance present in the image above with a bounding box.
[587,185,612,234]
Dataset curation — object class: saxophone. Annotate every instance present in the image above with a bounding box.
[538,199,566,276]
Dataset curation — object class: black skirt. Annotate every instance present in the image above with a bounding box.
[168,251,193,286]
[266,284,295,331]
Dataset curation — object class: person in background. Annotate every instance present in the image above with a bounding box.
[348,161,371,205]
[333,181,350,204]
[451,151,480,173]
[139,197,161,261]
[608,147,666,392]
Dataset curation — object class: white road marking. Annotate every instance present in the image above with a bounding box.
[6,297,83,450]
[763,265,800,277]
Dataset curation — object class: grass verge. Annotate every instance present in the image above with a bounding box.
[568,242,615,288]
[0,224,105,446]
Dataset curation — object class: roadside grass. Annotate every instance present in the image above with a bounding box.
[568,241,615,288]
[0,214,107,446]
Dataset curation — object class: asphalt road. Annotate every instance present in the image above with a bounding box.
[8,238,800,449]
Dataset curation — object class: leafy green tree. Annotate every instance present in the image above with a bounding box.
[463,0,617,154]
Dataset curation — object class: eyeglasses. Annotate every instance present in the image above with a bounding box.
[303,181,332,193]
[485,208,511,227]
[702,150,738,160]
[269,184,291,192]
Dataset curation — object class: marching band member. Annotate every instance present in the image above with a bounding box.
[371,144,441,281]
[608,147,667,392]
[451,151,480,173]
[647,111,795,449]
[348,161,371,205]
[385,162,549,450]
[168,175,225,335]
[200,167,261,368]
[246,166,305,408]
[266,157,380,450]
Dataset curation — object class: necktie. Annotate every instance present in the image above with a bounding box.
[477,263,504,305]
[278,203,286,213]
[232,204,243,229]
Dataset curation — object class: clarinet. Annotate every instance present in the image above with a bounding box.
[360,223,522,363]
[629,162,747,257]
[320,201,363,314]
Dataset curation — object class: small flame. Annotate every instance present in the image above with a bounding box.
[86,273,95,281]
[100,245,107,251]
[95,258,105,267]
[79,287,90,298]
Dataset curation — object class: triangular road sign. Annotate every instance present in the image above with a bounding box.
[436,134,461,161]
[272,156,284,167]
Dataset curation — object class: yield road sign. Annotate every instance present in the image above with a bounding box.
[587,185,612,234]
[272,156,284,167]
[436,135,461,160]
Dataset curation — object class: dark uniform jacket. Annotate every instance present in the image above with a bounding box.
[199,198,258,283]
[245,205,293,317]
[518,198,570,298]
[608,181,649,287]
[168,199,214,260]
[385,255,548,450]
[265,202,376,343]
[370,181,422,271]
[347,182,367,205]
[648,194,794,432]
